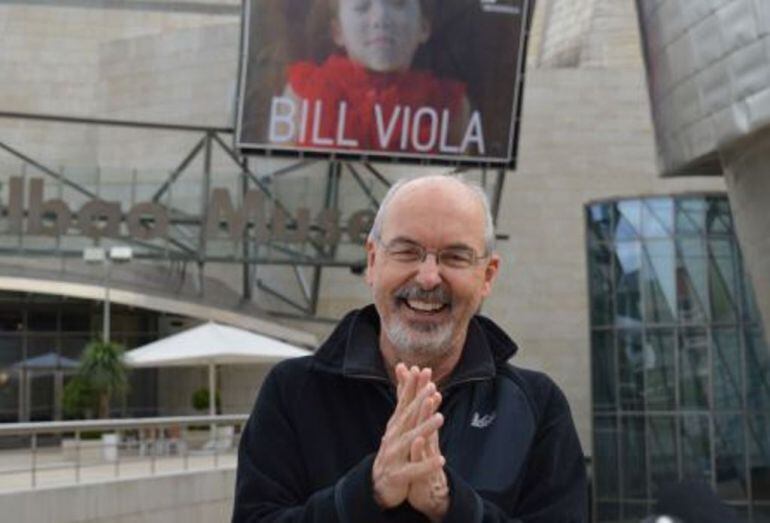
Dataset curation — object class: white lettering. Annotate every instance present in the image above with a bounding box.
[438,109,461,154]
[375,104,401,149]
[299,99,309,143]
[268,96,296,143]
[311,100,334,146]
[336,102,359,147]
[411,107,439,152]
[400,106,411,150]
[461,111,486,154]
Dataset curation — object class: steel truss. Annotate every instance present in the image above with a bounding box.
[0,111,508,322]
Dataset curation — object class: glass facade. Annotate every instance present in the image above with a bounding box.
[587,195,770,522]
[0,292,159,422]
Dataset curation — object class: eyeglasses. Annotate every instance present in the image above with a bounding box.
[379,239,488,269]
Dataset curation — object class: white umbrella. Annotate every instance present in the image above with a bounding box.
[124,322,311,417]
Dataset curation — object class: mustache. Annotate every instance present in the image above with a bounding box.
[394,284,451,304]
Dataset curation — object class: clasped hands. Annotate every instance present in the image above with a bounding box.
[372,363,449,522]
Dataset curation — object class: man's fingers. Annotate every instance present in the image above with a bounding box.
[395,363,408,400]
[410,435,424,463]
[397,412,443,453]
[401,381,436,428]
[398,453,445,482]
[393,366,418,418]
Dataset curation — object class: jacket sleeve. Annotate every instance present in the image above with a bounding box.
[231,365,390,523]
[441,379,588,523]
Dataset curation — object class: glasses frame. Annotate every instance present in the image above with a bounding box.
[377,238,490,269]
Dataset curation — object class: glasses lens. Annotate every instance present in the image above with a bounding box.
[385,242,423,262]
[438,248,475,268]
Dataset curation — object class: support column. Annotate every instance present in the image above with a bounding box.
[721,131,770,340]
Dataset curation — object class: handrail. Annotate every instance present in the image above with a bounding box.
[0,414,250,491]
[0,414,249,436]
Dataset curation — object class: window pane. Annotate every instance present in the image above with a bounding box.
[681,414,712,484]
[26,308,58,331]
[587,203,613,245]
[594,415,620,499]
[596,502,620,521]
[676,198,707,235]
[708,238,738,323]
[713,328,742,409]
[60,308,92,332]
[590,243,614,326]
[746,328,770,412]
[646,330,676,410]
[742,272,761,324]
[641,197,673,238]
[642,240,676,324]
[749,415,770,502]
[714,415,747,501]
[615,242,642,325]
[752,504,770,521]
[679,328,710,409]
[648,416,678,497]
[614,200,641,241]
[0,308,23,333]
[593,331,616,411]
[706,196,732,234]
[621,502,650,521]
[0,336,22,422]
[618,330,644,410]
[677,238,709,324]
[621,416,647,498]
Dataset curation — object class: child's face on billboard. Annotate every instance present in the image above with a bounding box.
[332,0,430,73]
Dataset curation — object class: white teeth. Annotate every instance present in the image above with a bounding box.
[407,299,444,312]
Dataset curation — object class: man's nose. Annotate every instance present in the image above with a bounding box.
[414,253,442,289]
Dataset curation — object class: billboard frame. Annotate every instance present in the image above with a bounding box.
[234,0,534,170]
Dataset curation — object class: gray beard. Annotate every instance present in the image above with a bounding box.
[382,313,454,361]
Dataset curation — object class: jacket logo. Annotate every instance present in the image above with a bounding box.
[470,411,496,428]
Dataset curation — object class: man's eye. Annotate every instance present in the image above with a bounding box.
[441,250,474,266]
[391,248,420,259]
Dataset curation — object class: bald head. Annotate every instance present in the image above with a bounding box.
[369,175,496,254]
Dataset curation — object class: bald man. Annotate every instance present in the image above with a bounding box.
[233,175,587,522]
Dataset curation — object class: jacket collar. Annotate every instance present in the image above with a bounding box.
[313,305,518,389]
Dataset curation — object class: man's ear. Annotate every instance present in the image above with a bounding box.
[365,238,377,286]
[481,253,500,297]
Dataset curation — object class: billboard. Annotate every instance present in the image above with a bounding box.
[235,0,532,168]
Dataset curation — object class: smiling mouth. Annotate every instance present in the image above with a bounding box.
[400,298,449,314]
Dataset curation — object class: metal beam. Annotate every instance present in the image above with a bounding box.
[346,163,380,210]
[0,141,98,199]
[363,163,392,188]
[151,136,206,202]
[0,111,232,134]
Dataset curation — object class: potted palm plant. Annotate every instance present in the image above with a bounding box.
[62,340,129,461]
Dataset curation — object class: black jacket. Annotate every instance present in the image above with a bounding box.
[233,306,587,522]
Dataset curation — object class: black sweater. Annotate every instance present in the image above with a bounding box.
[233,305,587,522]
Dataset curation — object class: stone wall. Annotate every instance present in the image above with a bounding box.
[1,468,235,523]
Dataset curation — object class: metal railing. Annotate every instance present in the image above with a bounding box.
[0,414,248,491]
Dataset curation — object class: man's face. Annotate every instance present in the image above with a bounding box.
[366,180,500,362]
[332,0,430,73]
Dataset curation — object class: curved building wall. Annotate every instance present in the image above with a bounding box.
[636,0,770,356]
[587,194,770,521]
[636,0,770,175]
